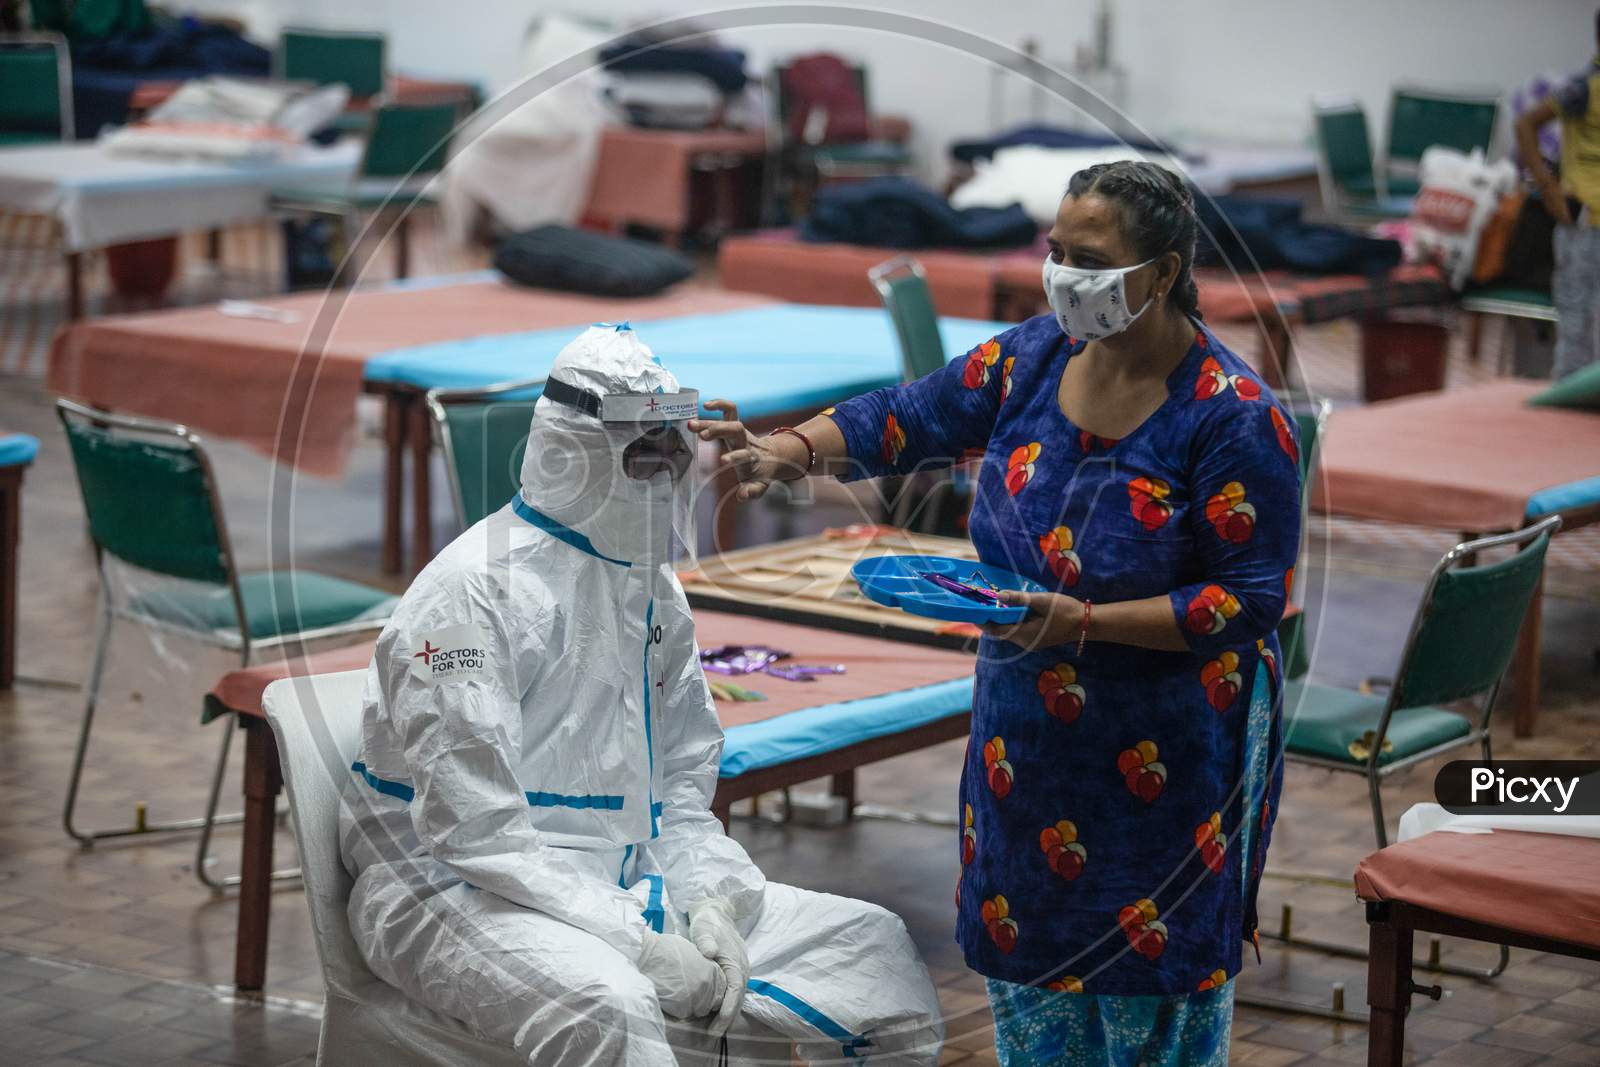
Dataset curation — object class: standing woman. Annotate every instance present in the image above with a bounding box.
[692,161,1302,1066]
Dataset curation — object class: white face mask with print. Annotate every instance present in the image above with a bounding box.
[1041,254,1155,341]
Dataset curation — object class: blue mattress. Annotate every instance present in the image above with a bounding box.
[1527,475,1600,519]
[0,434,39,468]
[717,675,973,779]
[363,304,1010,421]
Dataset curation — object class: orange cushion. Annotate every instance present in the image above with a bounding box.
[1355,830,1600,950]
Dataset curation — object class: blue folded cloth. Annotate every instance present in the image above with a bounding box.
[800,176,1038,250]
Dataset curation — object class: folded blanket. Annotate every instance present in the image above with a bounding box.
[801,177,1038,250]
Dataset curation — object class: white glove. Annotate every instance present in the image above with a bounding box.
[637,929,728,1019]
[688,898,750,1037]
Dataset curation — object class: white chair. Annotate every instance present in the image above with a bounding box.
[263,670,526,1066]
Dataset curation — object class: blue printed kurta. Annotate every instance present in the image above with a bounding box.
[827,314,1302,996]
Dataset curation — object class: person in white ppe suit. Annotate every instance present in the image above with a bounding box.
[340,323,944,1066]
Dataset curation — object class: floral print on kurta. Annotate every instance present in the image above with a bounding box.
[827,314,1301,995]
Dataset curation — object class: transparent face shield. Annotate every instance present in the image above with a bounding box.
[538,377,701,566]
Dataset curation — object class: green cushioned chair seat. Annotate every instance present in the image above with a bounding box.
[810,142,913,167]
[273,181,438,213]
[1338,174,1378,197]
[1283,681,1471,765]
[0,130,60,146]
[130,570,395,640]
[1340,194,1415,219]
[1462,286,1553,310]
[1384,175,1421,198]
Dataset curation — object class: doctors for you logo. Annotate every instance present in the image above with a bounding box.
[409,624,489,684]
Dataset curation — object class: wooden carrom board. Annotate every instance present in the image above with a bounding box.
[679,525,982,650]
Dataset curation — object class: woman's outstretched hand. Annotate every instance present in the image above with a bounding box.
[982,590,1086,650]
[689,400,806,503]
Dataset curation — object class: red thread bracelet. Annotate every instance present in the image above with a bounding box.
[770,427,816,473]
[1076,599,1093,656]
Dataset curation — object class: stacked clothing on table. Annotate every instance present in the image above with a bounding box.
[600,25,753,130]
[32,0,271,138]
[800,176,1038,250]
[950,123,1178,164]
[1196,195,1401,275]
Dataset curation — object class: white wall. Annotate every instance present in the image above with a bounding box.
[187,0,1597,183]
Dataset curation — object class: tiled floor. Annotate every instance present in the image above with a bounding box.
[2,242,1598,1065]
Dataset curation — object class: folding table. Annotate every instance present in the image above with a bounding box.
[0,140,359,318]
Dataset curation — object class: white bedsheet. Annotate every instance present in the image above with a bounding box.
[949,142,1316,226]
[1397,802,1600,842]
[0,141,359,250]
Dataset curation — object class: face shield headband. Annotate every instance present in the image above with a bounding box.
[542,377,699,482]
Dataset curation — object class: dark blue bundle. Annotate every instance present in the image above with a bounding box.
[800,177,1039,250]
[599,40,748,94]
[1195,194,1402,276]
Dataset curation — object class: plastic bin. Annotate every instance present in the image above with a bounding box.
[1360,317,1448,402]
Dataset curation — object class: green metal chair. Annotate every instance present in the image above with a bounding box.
[1384,86,1500,200]
[425,379,544,530]
[869,255,976,535]
[0,33,73,144]
[869,256,947,383]
[56,400,396,891]
[1251,515,1557,1011]
[1274,398,1331,681]
[1284,515,1559,849]
[278,26,386,101]
[1286,517,1558,967]
[1311,97,1412,221]
[271,100,459,281]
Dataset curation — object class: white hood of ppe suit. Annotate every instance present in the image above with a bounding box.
[520,324,692,568]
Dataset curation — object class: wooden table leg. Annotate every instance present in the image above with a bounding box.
[1465,311,1483,362]
[1257,318,1294,392]
[66,251,84,321]
[206,228,223,265]
[1365,902,1412,1067]
[830,769,857,822]
[0,467,22,689]
[381,390,407,575]
[235,717,283,992]
[394,213,411,280]
[408,394,434,574]
[1513,572,1544,738]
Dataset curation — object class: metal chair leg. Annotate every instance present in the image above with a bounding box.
[62,612,254,850]
[62,602,114,845]
[1261,766,1512,982]
[193,720,302,893]
[194,720,236,891]
[1369,772,1389,850]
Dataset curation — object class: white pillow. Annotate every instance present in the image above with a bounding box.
[949,144,1180,226]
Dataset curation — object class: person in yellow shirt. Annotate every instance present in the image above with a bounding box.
[1517,8,1600,377]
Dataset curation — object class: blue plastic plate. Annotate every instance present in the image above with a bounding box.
[850,555,1045,624]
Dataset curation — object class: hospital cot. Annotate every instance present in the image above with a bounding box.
[48,274,1009,574]
[1313,381,1600,734]
[0,431,37,688]
[208,608,974,991]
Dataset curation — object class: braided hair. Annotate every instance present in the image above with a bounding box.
[1064,160,1203,320]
